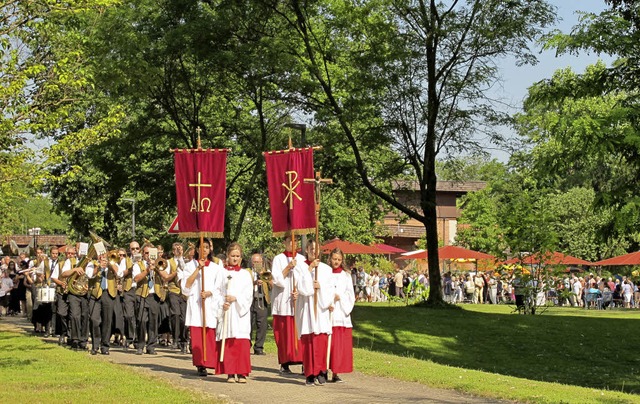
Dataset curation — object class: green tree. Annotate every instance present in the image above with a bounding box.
[265,0,556,305]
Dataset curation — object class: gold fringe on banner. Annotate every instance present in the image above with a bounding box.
[262,146,322,156]
[170,148,232,153]
[178,232,225,239]
[271,227,317,238]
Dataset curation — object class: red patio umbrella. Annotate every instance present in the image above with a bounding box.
[508,252,593,266]
[399,245,495,261]
[593,251,640,266]
[373,243,407,254]
[321,238,387,255]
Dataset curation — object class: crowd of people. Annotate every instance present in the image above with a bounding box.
[0,236,354,386]
[345,263,640,310]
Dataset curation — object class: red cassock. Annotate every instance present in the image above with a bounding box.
[216,339,252,376]
[190,326,217,369]
[330,326,353,373]
[300,333,329,377]
[273,315,303,364]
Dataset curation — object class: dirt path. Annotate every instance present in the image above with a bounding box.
[2,316,507,403]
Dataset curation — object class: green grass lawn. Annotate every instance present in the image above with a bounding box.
[3,304,640,403]
[347,303,640,403]
[0,328,216,403]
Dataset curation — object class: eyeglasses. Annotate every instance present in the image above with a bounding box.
[131,247,140,251]
[143,252,150,255]
[118,253,126,257]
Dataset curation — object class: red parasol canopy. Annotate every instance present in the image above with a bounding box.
[373,243,407,254]
[321,238,387,255]
[504,252,592,266]
[593,251,640,266]
[399,245,495,261]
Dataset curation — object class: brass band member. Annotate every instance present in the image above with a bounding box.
[51,246,74,345]
[133,243,162,355]
[33,248,54,336]
[249,253,270,355]
[119,241,141,350]
[271,236,304,373]
[87,255,120,355]
[167,242,188,353]
[63,246,89,350]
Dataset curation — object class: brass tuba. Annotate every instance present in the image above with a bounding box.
[66,232,109,296]
[259,270,273,307]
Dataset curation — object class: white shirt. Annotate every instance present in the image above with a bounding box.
[182,259,225,329]
[331,270,355,328]
[133,261,155,294]
[271,252,307,316]
[53,258,76,280]
[217,267,253,340]
[296,261,334,336]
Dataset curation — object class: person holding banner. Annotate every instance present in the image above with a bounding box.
[328,248,354,383]
[182,238,224,377]
[296,240,334,386]
[217,242,253,383]
[271,236,305,374]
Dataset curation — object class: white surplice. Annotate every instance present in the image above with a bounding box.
[181,259,225,328]
[216,268,253,340]
[295,261,334,336]
[271,253,307,316]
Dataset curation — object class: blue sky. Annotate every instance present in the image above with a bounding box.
[487,0,613,160]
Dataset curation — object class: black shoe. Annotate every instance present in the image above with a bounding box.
[135,348,143,355]
[90,349,98,355]
[180,344,187,354]
[280,365,292,374]
[305,376,315,386]
[253,351,266,356]
[146,349,157,355]
[58,336,65,345]
[100,350,109,355]
[331,375,344,383]
[197,366,207,377]
[79,343,87,350]
[315,373,326,386]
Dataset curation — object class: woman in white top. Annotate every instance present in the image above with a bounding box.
[182,238,224,377]
[216,242,253,383]
[328,248,355,383]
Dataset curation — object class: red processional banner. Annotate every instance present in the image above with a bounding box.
[173,149,228,238]
[264,147,317,236]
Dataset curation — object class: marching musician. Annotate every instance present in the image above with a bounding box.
[217,242,253,383]
[119,241,141,350]
[33,247,54,336]
[249,253,270,356]
[111,248,127,348]
[51,246,74,345]
[296,240,334,386]
[60,246,89,350]
[86,254,120,355]
[271,236,305,374]
[328,248,354,383]
[182,238,224,377]
[167,242,188,353]
[156,245,172,346]
[47,247,61,337]
[132,243,161,355]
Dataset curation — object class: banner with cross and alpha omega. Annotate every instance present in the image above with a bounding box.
[264,147,317,236]
[173,148,228,238]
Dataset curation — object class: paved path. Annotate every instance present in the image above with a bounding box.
[2,316,508,403]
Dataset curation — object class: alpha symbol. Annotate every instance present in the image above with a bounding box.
[282,170,302,209]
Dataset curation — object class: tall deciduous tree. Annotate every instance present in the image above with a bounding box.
[265,0,556,305]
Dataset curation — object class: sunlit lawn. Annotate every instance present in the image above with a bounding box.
[346,302,640,403]
[0,325,217,403]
